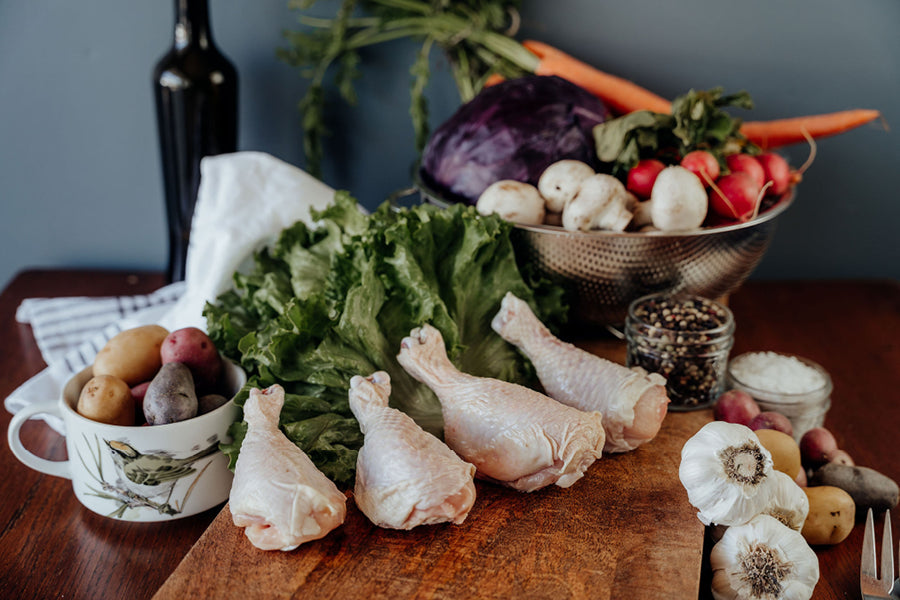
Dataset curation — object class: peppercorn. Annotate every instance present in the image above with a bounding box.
[625,293,735,410]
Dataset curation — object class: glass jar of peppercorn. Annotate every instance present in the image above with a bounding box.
[625,292,735,411]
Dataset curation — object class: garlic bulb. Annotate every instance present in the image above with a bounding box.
[710,514,819,600]
[760,470,809,532]
[680,421,775,526]
[707,470,810,545]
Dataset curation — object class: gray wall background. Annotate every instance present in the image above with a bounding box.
[1,0,898,290]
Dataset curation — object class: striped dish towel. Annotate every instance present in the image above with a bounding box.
[5,282,185,433]
[15,282,185,375]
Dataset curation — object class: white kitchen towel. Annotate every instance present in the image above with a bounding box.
[158,150,336,332]
[5,151,337,434]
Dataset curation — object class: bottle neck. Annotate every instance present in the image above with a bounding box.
[174,0,213,50]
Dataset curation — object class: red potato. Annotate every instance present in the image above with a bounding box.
[725,153,766,188]
[709,171,761,221]
[799,427,839,468]
[756,152,792,196]
[131,381,151,401]
[748,411,794,437]
[713,389,760,425]
[626,159,665,199]
[826,448,855,466]
[131,381,151,425]
[160,327,222,391]
[680,150,719,185]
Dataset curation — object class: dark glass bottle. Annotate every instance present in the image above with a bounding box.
[153,0,238,282]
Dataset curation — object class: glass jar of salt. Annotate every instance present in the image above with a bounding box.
[727,351,832,442]
[625,293,735,411]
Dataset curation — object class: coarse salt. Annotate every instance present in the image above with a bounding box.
[729,352,827,395]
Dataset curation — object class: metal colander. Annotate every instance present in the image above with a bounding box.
[418,181,794,328]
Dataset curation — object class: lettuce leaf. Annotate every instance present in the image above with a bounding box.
[205,191,566,488]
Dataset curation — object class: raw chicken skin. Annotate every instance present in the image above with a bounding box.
[230,385,346,551]
[396,324,605,493]
[349,371,476,529]
[491,292,669,453]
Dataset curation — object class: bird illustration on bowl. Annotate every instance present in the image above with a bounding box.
[78,434,221,519]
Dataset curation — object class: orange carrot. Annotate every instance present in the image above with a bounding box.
[483,72,506,88]
[740,110,883,149]
[521,40,672,115]
[498,40,884,150]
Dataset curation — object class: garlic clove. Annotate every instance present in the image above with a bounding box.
[760,470,809,532]
[710,514,819,600]
[680,421,775,526]
[709,469,810,545]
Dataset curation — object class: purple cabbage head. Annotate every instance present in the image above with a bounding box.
[419,75,610,205]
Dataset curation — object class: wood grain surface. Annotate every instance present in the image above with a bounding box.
[2,272,898,600]
[154,410,711,600]
[0,270,219,600]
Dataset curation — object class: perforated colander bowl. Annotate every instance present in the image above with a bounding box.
[418,182,794,328]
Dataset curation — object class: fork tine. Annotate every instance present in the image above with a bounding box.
[863,508,878,579]
[881,510,894,589]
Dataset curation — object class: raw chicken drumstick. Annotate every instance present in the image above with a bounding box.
[349,371,477,529]
[491,292,669,453]
[397,324,605,493]
[230,385,346,551]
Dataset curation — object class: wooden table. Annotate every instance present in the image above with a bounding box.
[1,269,897,600]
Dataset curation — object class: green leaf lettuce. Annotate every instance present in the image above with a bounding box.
[205,192,566,488]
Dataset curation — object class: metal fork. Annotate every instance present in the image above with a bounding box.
[862,508,899,600]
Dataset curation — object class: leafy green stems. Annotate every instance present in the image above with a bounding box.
[593,88,760,178]
[278,0,538,177]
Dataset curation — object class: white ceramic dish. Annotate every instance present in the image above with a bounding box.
[8,358,246,521]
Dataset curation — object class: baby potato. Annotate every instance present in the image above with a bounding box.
[801,485,855,545]
[77,375,135,426]
[755,428,802,479]
[160,327,222,391]
[93,325,169,386]
[198,393,228,415]
[144,362,198,425]
[809,463,899,515]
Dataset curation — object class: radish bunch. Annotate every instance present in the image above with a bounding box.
[626,150,795,228]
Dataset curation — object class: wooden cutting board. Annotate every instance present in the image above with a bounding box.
[154,406,712,600]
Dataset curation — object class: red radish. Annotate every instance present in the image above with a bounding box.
[756,152,792,196]
[626,159,665,199]
[708,171,761,221]
[725,153,766,189]
[680,150,720,185]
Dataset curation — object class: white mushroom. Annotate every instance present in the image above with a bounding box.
[561,173,633,232]
[648,166,708,231]
[631,197,654,228]
[476,180,545,225]
[537,160,595,213]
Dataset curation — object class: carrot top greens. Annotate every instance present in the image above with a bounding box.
[278,0,537,177]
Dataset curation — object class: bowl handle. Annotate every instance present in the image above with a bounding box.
[7,401,71,479]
